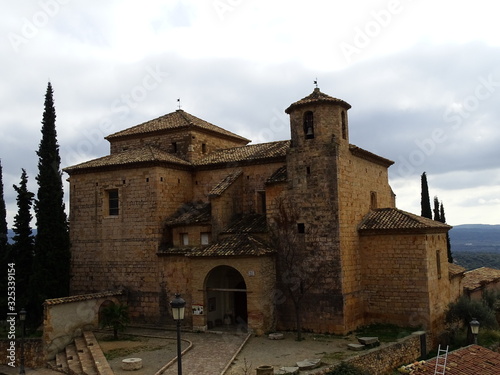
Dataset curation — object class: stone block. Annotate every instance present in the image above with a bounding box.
[348,343,366,351]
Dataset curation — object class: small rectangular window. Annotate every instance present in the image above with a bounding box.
[200,232,210,245]
[297,223,305,234]
[202,143,207,153]
[181,233,189,246]
[436,250,442,279]
[108,189,119,216]
[172,142,177,153]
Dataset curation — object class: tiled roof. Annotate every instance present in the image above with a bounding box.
[188,234,275,257]
[209,170,243,197]
[412,345,500,374]
[64,145,190,173]
[164,201,211,226]
[349,145,394,167]
[462,267,500,291]
[194,140,289,167]
[222,214,267,234]
[266,166,287,184]
[285,88,351,113]
[448,263,467,278]
[106,109,250,143]
[44,290,124,305]
[359,208,451,233]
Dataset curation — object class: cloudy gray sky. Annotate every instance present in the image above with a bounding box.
[1,0,499,227]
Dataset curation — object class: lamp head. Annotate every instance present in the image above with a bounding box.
[170,294,186,321]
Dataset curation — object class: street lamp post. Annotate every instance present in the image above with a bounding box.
[170,294,186,375]
[470,318,480,345]
[19,308,27,375]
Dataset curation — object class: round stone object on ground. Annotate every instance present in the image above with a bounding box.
[122,358,143,371]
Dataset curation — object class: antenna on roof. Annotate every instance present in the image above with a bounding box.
[314,78,318,88]
[177,98,181,110]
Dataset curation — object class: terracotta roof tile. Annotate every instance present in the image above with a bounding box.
[64,145,190,173]
[462,267,500,291]
[285,88,351,113]
[412,345,500,374]
[164,202,211,226]
[44,290,124,306]
[349,144,394,167]
[448,263,467,278]
[222,214,267,234]
[359,208,451,233]
[194,140,289,167]
[266,166,287,184]
[106,109,249,143]
[188,234,275,257]
[208,170,243,197]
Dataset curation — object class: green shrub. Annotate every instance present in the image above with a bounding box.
[99,303,130,339]
[327,362,370,375]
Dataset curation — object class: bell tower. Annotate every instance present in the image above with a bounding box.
[286,87,351,149]
[281,87,352,333]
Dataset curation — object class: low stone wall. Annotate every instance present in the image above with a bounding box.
[0,338,44,368]
[313,331,429,375]
[43,290,124,360]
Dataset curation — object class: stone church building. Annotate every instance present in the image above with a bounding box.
[65,88,462,336]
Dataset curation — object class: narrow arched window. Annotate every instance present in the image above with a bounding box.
[303,111,314,139]
[341,111,347,140]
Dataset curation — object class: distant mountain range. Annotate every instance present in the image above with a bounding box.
[449,224,500,252]
[6,229,36,244]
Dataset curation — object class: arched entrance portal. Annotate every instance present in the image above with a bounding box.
[205,265,247,329]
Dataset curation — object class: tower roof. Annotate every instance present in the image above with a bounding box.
[285,88,351,114]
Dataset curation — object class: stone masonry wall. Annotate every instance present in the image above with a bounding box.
[0,338,44,368]
[359,231,450,332]
[109,126,248,162]
[338,150,395,332]
[69,165,193,323]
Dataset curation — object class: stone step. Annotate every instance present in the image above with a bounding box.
[74,337,99,375]
[66,343,84,375]
[56,351,70,373]
[83,331,114,375]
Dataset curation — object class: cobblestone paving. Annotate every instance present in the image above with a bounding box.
[159,331,249,375]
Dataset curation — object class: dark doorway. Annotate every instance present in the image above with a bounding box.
[205,266,247,329]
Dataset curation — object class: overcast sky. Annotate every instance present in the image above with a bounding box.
[1,0,499,227]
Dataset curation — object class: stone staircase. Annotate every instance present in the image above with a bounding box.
[47,331,114,375]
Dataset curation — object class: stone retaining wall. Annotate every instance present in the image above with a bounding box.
[313,332,428,375]
[0,338,44,368]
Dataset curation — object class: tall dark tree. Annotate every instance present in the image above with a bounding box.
[440,202,453,263]
[433,196,441,222]
[32,82,71,324]
[420,172,432,219]
[0,160,11,317]
[0,160,8,257]
[11,169,35,310]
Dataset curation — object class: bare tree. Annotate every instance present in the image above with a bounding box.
[270,196,335,341]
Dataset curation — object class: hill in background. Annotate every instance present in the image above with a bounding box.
[449,224,500,270]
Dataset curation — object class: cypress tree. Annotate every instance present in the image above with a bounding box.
[0,160,11,317]
[440,202,453,263]
[421,172,432,219]
[0,160,8,257]
[433,196,441,222]
[12,169,35,310]
[32,82,71,323]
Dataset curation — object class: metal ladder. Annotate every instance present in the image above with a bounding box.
[434,344,449,375]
